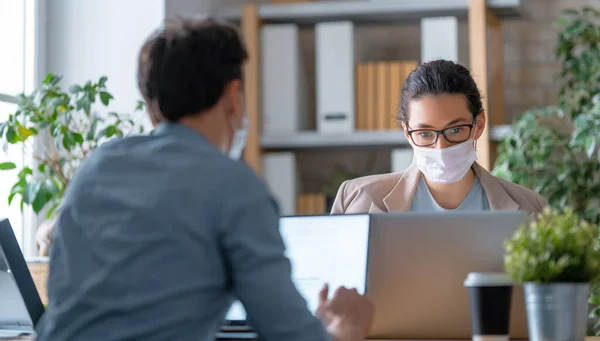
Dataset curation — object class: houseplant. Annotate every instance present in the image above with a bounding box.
[493,6,600,333]
[504,207,600,341]
[0,74,144,254]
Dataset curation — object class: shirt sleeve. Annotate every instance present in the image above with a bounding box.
[220,176,331,341]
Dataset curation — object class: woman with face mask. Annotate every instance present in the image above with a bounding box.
[330,59,547,215]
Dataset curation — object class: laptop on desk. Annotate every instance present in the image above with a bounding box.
[366,211,528,340]
[222,211,528,340]
[221,214,371,335]
[0,219,45,338]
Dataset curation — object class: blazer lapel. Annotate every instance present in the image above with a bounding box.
[474,163,520,211]
[368,202,385,213]
[382,164,421,212]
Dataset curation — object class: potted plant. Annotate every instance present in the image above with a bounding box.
[0,73,144,256]
[493,6,600,334]
[504,207,600,341]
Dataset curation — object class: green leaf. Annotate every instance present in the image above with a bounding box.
[87,119,98,140]
[82,101,91,115]
[23,182,41,205]
[135,100,145,111]
[17,126,35,141]
[100,91,113,106]
[8,191,17,205]
[31,185,51,214]
[62,132,76,149]
[43,73,55,85]
[97,125,117,139]
[38,163,46,173]
[5,126,17,143]
[73,132,84,144]
[585,136,597,158]
[18,167,32,178]
[46,201,61,219]
[69,85,82,93]
[0,162,16,170]
[98,76,108,88]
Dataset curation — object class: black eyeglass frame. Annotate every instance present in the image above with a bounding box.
[406,119,476,147]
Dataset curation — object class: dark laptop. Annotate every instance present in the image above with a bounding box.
[0,218,45,338]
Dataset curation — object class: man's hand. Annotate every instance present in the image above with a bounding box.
[316,284,375,341]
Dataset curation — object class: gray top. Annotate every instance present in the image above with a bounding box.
[35,123,330,341]
[410,175,490,212]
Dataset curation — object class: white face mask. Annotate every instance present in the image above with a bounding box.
[228,115,249,160]
[412,138,478,184]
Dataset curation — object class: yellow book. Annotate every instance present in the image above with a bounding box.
[355,64,367,130]
[388,62,403,130]
[376,62,389,131]
[366,63,376,130]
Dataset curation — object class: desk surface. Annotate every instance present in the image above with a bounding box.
[5,337,600,341]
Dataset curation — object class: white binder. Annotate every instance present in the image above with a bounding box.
[261,24,308,134]
[315,21,355,134]
[421,16,458,63]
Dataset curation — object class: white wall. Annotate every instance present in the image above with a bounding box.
[46,0,166,130]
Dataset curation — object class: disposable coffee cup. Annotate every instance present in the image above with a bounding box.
[464,272,514,341]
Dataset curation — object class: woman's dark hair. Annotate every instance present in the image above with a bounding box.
[397,60,483,125]
[137,17,248,122]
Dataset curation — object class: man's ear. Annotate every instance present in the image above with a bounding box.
[224,79,244,119]
[473,112,486,140]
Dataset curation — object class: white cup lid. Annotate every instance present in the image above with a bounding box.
[464,272,514,287]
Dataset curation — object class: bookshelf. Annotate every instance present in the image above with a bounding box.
[227,0,521,214]
[218,0,522,24]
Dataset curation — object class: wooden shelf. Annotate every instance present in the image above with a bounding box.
[261,125,511,150]
[218,0,523,25]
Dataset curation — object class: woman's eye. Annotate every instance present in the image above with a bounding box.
[418,132,433,138]
[448,127,464,135]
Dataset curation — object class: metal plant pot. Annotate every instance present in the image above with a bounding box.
[524,283,589,341]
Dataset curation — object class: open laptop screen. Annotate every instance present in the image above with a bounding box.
[225,214,370,322]
[0,219,45,336]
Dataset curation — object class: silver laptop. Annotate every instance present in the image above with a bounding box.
[366,211,528,340]
[222,214,371,332]
[0,219,45,338]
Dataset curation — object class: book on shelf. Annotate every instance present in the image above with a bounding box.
[355,60,418,132]
[296,193,326,215]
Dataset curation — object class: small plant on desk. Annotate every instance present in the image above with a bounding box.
[504,207,600,341]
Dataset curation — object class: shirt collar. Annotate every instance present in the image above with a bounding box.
[151,122,211,145]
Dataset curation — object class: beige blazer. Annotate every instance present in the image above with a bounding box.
[330,163,548,215]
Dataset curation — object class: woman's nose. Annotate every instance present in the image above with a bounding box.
[434,136,452,149]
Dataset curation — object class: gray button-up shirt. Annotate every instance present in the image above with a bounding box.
[36,123,330,341]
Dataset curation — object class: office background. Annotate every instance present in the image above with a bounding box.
[0,0,597,299]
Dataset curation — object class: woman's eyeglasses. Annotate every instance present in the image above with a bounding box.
[406,120,475,147]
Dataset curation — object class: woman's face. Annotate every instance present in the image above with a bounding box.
[402,94,486,149]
